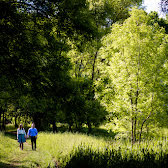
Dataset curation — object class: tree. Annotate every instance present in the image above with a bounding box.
[0,0,95,130]
[0,0,144,132]
[62,77,107,132]
[148,11,168,34]
[99,8,168,143]
[65,0,143,131]
[68,0,144,83]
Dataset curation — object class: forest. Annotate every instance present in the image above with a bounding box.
[0,0,168,167]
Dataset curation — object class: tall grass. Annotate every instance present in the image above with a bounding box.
[37,132,106,164]
[64,139,168,168]
[37,132,168,167]
[1,130,168,167]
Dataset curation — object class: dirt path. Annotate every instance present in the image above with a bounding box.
[3,131,42,167]
[3,131,59,168]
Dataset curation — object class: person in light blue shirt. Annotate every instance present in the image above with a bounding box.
[17,124,26,150]
[27,123,38,150]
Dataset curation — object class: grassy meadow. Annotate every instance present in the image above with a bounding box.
[0,125,168,168]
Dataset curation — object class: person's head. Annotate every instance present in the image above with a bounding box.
[31,123,35,128]
[19,124,23,130]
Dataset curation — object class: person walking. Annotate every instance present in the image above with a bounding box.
[27,123,38,150]
[17,124,26,150]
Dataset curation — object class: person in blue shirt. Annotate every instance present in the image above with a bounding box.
[27,123,38,150]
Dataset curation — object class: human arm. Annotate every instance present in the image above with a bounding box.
[27,128,30,138]
[35,128,38,139]
[24,129,27,138]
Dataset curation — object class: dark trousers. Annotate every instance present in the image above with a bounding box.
[31,136,36,150]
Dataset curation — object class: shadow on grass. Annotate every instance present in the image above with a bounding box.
[47,124,117,140]
[58,125,117,140]
[74,127,117,140]
[0,162,27,168]
[4,131,17,140]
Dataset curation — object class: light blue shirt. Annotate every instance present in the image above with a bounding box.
[28,128,38,137]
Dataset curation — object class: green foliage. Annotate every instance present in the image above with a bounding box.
[62,78,107,130]
[148,11,168,34]
[0,0,167,142]
[99,8,168,142]
[0,0,111,131]
[1,0,168,167]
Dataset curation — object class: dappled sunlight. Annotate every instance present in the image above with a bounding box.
[1,0,168,167]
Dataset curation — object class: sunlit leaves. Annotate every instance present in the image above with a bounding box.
[99,8,168,137]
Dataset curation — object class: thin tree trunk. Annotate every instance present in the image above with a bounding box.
[134,116,137,142]
[139,112,151,143]
[134,85,139,142]
[139,92,154,143]
[91,51,98,81]
[130,95,134,145]
[15,116,18,128]
[0,110,1,131]
[75,115,78,130]
[131,117,134,145]
[53,120,57,133]
[78,123,82,131]
[88,122,92,133]
[75,122,78,130]
[68,124,72,132]
[134,41,140,142]
[2,111,5,130]
[33,114,41,131]
[78,59,83,77]
[124,46,136,145]
[14,106,18,128]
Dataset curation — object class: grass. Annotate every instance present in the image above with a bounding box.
[64,137,168,168]
[0,132,54,167]
[0,131,108,167]
[37,132,107,165]
[1,125,168,167]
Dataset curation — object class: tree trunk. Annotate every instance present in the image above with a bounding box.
[139,93,154,143]
[75,122,78,130]
[88,122,92,133]
[131,117,134,145]
[89,51,98,99]
[139,123,144,143]
[33,117,40,131]
[2,111,5,130]
[15,116,18,128]
[53,121,57,133]
[77,124,82,131]
[68,124,72,132]
[139,113,151,143]
[134,116,137,142]
[0,110,1,131]
[134,89,139,143]
[130,95,135,145]
[91,51,98,81]
[14,106,18,128]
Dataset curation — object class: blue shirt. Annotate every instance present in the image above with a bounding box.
[28,128,38,137]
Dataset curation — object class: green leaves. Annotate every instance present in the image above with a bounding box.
[99,8,168,140]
